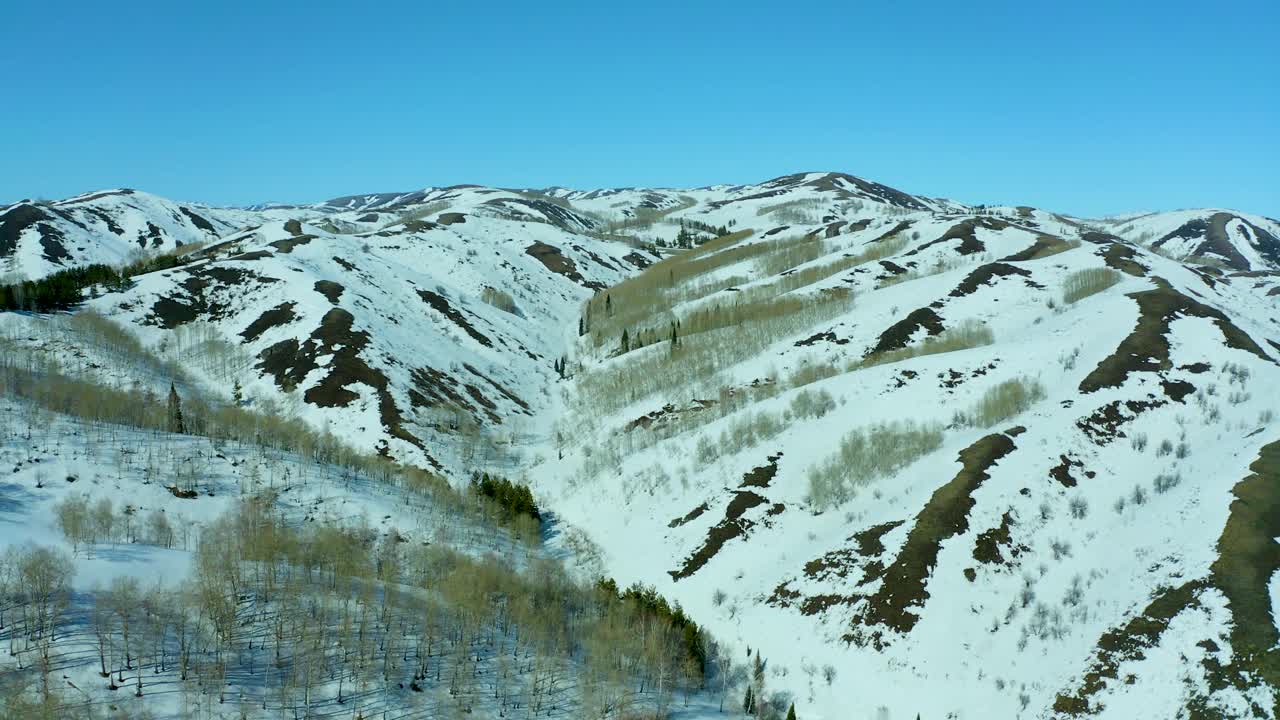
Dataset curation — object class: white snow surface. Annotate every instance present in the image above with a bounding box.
[3,170,1279,718]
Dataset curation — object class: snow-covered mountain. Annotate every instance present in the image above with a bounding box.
[3,171,1278,719]
[0,189,312,280]
[92,187,657,471]
[1100,209,1280,272]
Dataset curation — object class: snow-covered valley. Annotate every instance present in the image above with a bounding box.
[1,171,1279,719]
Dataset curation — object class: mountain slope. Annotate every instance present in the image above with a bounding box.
[528,188,1280,718]
[2,173,1277,718]
[0,189,304,280]
[93,188,657,471]
[1100,209,1280,271]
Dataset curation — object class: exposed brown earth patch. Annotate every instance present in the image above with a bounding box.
[240,302,298,343]
[1205,439,1280,693]
[178,207,217,233]
[1080,231,1125,245]
[852,432,1017,643]
[257,309,368,406]
[1098,243,1148,277]
[270,234,316,253]
[0,204,72,263]
[38,226,70,263]
[769,520,906,616]
[407,366,479,420]
[148,267,268,329]
[461,363,530,412]
[142,222,164,247]
[740,453,783,488]
[314,280,344,304]
[668,453,785,581]
[853,520,905,557]
[623,251,654,269]
[668,503,709,529]
[868,307,945,355]
[525,241,604,289]
[972,510,1025,566]
[1048,454,1094,488]
[878,260,909,276]
[948,262,1032,298]
[1056,439,1280,715]
[905,217,1009,258]
[462,383,501,424]
[870,221,913,243]
[1076,397,1166,445]
[486,197,589,231]
[416,289,493,348]
[230,250,273,262]
[795,330,849,347]
[1079,286,1272,393]
[1052,580,1207,715]
[1155,213,1253,270]
[82,206,125,236]
[999,235,1074,262]
[63,188,137,204]
[1160,378,1195,402]
[256,308,432,463]
[938,362,997,391]
[668,490,770,581]
[805,172,931,209]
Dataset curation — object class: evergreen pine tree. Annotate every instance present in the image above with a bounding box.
[166,384,185,434]
[752,652,766,719]
[621,329,630,353]
[787,703,797,720]
[743,685,754,714]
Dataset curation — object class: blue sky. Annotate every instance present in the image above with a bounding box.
[3,1,1276,217]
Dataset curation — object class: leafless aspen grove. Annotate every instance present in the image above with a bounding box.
[0,312,759,720]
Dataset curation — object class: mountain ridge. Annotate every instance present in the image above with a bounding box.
[1,170,1278,718]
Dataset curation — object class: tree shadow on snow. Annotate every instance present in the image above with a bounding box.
[0,480,41,517]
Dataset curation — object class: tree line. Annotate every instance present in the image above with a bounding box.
[0,249,196,312]
[3,492,722,718]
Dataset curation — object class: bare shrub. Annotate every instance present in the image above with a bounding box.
[1153,472,1181,494]
[855,319,994,372]
[480,286,521,316]
[956,378,1046,428]
[1068,497,1089,519]
[807,421,944,510]
[1061,268,1121,304]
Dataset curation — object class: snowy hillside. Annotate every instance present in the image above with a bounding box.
[0,312,726,719]
[529,176,1280,719]
[1099,209,1280,272]
[0,189,308,281]
[87,186,659,472]
[1,171,1277,719]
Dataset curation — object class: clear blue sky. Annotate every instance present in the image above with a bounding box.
[3,0,1276,217]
